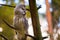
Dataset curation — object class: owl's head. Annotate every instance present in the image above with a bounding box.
[14,3,26,16]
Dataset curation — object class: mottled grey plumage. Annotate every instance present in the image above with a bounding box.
[13,3,28,40]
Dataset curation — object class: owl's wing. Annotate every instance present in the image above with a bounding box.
[24,18,28,31]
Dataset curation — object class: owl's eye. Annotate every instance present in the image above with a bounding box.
[21,7,26,10]
[22,8,24,10]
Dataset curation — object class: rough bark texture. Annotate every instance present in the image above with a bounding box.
[29,0,42,40]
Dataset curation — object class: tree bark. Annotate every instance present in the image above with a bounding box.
[45,0,54,40]
[29,0,42,40]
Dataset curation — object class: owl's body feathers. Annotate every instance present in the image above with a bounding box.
[13,3,28,40]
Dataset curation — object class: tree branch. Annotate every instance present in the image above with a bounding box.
[0,4,41,11]
[25,33,35,39]
[26,5,41,11]
[42,36,48,39]
[0,4,15,8]
[37,5,41,10]
[25,33,48,40]
[2,19,18,30]
[0,34,8,40]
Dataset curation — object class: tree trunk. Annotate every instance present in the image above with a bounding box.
[45,0,54,40]
[29,0,42,40]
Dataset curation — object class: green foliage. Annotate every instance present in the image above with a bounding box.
[57,34,60,40]
[26,6,31,18]
[0,0,15,40]
[52,0,60,23]
[26,11,31,18]
[52,0,60,9]
[0,6,15,40]
[0,37,2,40]
[52,1,60,40]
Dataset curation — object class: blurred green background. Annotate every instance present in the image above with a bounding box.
[0,0,31,40]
